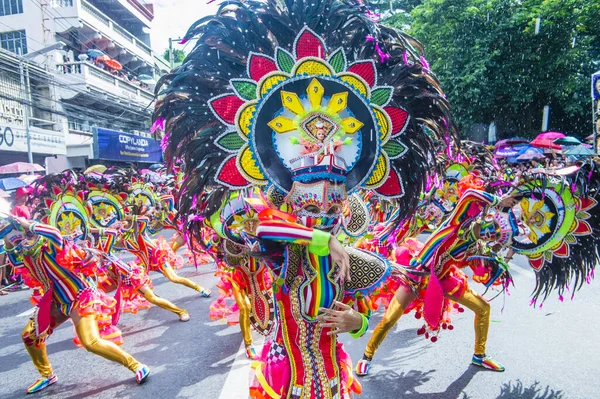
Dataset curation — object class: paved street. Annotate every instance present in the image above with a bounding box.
[0,251,598,399]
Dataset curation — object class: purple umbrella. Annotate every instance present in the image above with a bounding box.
[495,138,529,148]
[495,147,520,157]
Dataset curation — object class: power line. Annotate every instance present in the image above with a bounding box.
[0,60,155,117]
[27,0,154,78]
[0,74,152,127]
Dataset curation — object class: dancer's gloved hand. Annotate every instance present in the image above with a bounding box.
[318,301,363,335]
[329,236,351,284]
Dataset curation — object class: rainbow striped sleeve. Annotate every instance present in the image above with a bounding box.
[99,229,117,254]
[32,223,63,248]
[449,189,498,225]
[256,220,315,246]
[136,217,149,235]
[412,189,497,267]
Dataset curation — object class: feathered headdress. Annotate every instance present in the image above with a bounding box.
[154,0,458,227]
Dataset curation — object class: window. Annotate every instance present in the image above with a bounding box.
[0,0,23,16]
[0,30,27,55]
[49,0,73,7]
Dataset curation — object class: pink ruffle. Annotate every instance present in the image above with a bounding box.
[120,263,152,314]
[209,268,241,324]
[72,288,123,347]
[148,236,184,271]
[56,242,104,278]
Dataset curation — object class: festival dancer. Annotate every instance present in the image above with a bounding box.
[118,210,211,297]
[206,193,275,359]
[355,184,518,376]
[83,171,193,318]
[154,1,457,396]
[93,226,191,322]
[2,216,149,394]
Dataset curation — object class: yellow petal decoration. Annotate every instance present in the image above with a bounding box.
[340,117,364,134]
[259,73,289,97]
[280,91,305,115]
[338,73,369,97]
[327,92,348,114]
[373,106,391,143]
[237,145,267,183]
[268,116,296,134]
[365,154,390,189]
[236,102,256,139]
[307,78,325,108]
[293,59,333,77]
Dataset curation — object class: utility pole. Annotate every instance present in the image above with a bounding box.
[169,38,174,69]
[542,105,550,132]
[593,71,600,153]
[18,49,33,163]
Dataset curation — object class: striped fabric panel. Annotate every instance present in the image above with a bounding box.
[31,224,63,248]
[305,252,336,318]
[413,189,498,267]
[256,220,313,245]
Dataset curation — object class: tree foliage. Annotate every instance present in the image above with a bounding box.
[381,0,600,139]
[162,48,186,64]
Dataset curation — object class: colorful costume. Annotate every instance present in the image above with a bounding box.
[154,1,456,397]
[208,194,275,359]
[355,165,600,376]
[1,219,149,394]
[83,172,191,319]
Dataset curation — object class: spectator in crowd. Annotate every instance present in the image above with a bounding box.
[6,187,32,291]
[12,187,32,219]
[0,240,7,295]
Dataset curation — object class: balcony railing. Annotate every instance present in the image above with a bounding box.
[81,0,110,27]
[79,0,153,60]
[55,62,155,107]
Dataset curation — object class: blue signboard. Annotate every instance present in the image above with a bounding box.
[93,128,162,163]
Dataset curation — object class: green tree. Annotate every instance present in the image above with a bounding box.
[385,0,600,139]
[163,48,186,64]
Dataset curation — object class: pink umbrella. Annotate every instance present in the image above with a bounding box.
[0,162,45,175]
[536,132,566,140]
[530,138,561,150]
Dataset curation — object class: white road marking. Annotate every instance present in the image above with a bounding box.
[16,308,35,317]
[218,333,265,399]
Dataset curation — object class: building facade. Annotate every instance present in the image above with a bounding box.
[0,0,160,171]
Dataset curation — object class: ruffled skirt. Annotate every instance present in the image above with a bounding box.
[73,288,123,346]
[148,236,184,272]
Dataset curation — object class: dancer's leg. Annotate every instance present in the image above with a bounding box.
[160,264,211,297]
[171,234,186,253]
[22,306,68,393]
[356,288,416,376]
[139,286,189,321]
[71,311,139,372]
[231,284,254,356]
[447,287,503,371]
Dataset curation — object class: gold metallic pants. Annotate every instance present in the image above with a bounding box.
[364,285,490,358]
[141,287,187,317]
[231,283,253,346]
[364,295,408,359]
[161,264,205,293]
[447,287,490,355]
[22,306,140,377]
[171,234,185,253]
